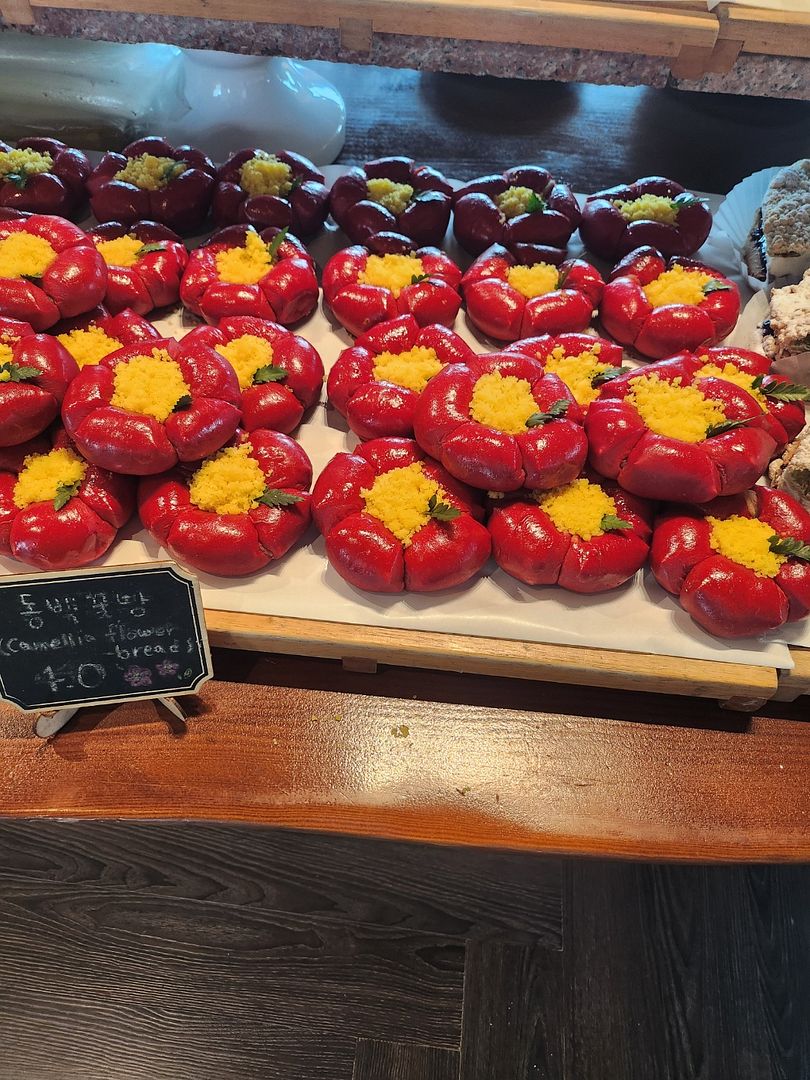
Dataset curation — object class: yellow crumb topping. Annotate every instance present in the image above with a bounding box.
[114,153,186,191]
[0,343,14,369]
[628,373,725,444]
[188,443,266,516]
[613,194,678,225]
[469,370,539,434]
[536,478,617,541]
[507,262,559,300]
[94,235,145,268]
[359,253,425,298]
[13,447,86,509]
[707,515,786,578]
[544,343,607,407]
[372,346,442,392]
[694,361,767,409]
[216,334,274,390]
[0,148,53,179]
[239,152,293,197]
[643,264,713,308]
[366,178,413,215]
[215,229,273,286]
[496,186,537,219]
[57,326,122,369]
[361,461,443,546]
[110,349,190,422]
[0,231,56,280]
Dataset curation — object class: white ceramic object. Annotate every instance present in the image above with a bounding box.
[163,50,346,165]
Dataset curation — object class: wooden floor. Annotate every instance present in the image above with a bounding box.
[0,819,807,1079]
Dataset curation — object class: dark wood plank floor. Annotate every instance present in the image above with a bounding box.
[0,820,808,1079]
[326,62,810,193]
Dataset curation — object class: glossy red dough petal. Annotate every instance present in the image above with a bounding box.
[558,531,649,593]
[489,502,569,586]
[680,557,788,638]
[325,512,406,592]
[619,434,720,502]
[311,452,376,536]
[650,515,715,595]
[404,516,490,591]
[167,509,267,577]
[10,499,115,570]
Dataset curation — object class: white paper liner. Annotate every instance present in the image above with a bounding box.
[714,166,781,294]
[0,178,797,671]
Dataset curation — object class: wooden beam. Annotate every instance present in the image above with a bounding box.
[25,0,719,58]
[773,647,810,703]
[204,609,778,704]
[717,4,810,59]
[0,0,34,23]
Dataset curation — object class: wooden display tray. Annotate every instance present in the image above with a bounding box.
[205,608,810,710]
[3,0,809,81]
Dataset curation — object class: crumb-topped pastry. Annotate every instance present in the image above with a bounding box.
[745,160,810,283]
[761,268,810,370]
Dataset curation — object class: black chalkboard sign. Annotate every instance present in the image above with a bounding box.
[0,562,212,712]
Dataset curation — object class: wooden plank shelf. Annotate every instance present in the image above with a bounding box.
[204,608,810,710]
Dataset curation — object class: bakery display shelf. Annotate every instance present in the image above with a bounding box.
[3,0,809,79]
[204,607,810,709]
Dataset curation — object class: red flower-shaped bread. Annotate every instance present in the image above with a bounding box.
[0,315,77,445]
[453,165,580,260]
[312,437,490,593]
[322,244,462,337]
[489,474,653,592]
[180,224,318,326]
[213,148,329,238]
[586,365,777,502]
[633,346,808,456]
[580,176,712,260]
[413,351,587,492]
[89,220,187,315]
[327,314,475,440]
[0,138,90,218]
[0,435,133,569]
[329,156,452,247]
[461,246,603,342]
[651,488,810,638]
[0,214,107,330]
[138,428,312,577]
[87,136,216,234]
[182,315,323,434]
[600,247,739,359]
[62,335,241,475]
[54,307,160,371]
[503,332,625,411]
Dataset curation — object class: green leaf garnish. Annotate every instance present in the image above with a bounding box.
[172,394,192,412]
[427,492,461,522]
[750,374,810,401]
[768,535,810,562]
[600,514,633,532]
[526,399,570,427]
[257,488,304,507]
[252,364,288,385]
[266,226,289,263]
[3,170,29,190]
[704,416,755,438]
[136,242,166,257]
[162,160,187,183]
[591,366,629,388]
[526,191,546,213]
[703,280,731,295]
[53,480,81,511]
[0,362,41,382]
[672,192,704,210]
[410,273,430,285]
